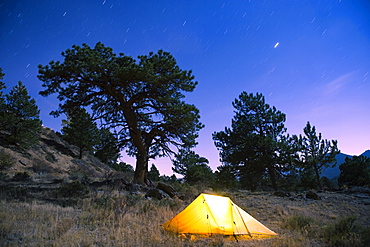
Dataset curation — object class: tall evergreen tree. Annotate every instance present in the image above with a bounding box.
[148,164,160,182]
[172,148,213,184]
[0,68,5,97]
[0,68,7,133]
[38,43,203,185]
[111,161,134,174]
[297,122,340,189]
[1,81,42,147]
[214,164,239,190]
[338,156,370,187]
[61,108,99,159]
[213,92,290,191]
[94,128,120,165]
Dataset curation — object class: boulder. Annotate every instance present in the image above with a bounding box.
[273,191,291,197]
[306,191,321,200]
[145,188,169,200]
[156,182,176,198]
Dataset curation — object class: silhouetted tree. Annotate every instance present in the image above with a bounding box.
[0,68,6,133]
[214,164,239,190]
[213,92,290,191]
[297,165,317,189]
[339,156,370,187]
[1,81,42,147]
[94,128,120,165]
[61,108,99,159]
[0,68,4,88]
[111,161,134,174]
[148,164,160,182]
[38,43,203,185]
[160,174,178,183]
[320,176,337,189]
[0,68,5,100]
[296,122,340,189]
[172,148,213,184]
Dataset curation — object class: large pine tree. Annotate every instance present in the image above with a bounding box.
[94,128,120,165]
[296,122,339,189]
[213,92,290,191]
[61,108,99,159]
[338,156,370,187]
[38,43,203,185]
[0,68,7,133]
[172,148,213,184]
[1,81,42,147]
[0,68,5,96]
[148,164,160,182]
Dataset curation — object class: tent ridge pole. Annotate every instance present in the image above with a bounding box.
[235,204,252,238]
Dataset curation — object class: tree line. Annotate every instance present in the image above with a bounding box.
[1,42,369,190]
[212,92,340,191]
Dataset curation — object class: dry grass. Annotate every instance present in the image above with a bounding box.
[0,189,369,246]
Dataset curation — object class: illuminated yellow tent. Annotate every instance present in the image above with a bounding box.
[163,193,277,237]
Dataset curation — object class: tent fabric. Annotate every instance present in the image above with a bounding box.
[163,193,277,236]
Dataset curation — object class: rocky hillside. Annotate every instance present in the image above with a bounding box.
[0,127,113,182]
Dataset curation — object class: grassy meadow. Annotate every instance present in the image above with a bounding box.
[1,184,369,247]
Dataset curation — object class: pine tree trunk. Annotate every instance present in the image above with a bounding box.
[122,104,154,187]
[314,164,322,189]
[133,153,149,186]
[268,166,278,191]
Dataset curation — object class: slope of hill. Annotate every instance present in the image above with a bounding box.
[361,150,370,158]
[321,153,351,179]
[0,127,112,182]
[321,150,370,179]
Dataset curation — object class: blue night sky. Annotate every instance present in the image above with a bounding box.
[1,0,369,175]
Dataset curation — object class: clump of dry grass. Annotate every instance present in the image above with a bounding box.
[281,213,370,247]
[319,215,368,247]
[282,214,314,232]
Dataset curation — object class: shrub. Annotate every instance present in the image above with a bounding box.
[45,152,57,163]
[124,193,143,207]
[5,187,29,198]
[321,176,337,189]
[339,156,370,187]
[93,195,116,209]
[31,158,55,174]
[333,216,357,234]
[12,172,31,181]
[321,216,363,247]
[57,181,88,198]
[0,172,9,181]
[110,162,134,173]
[171,181,199,196]
[282,215,313,232]
[361,226,370,246]
[138,200,157,213]
[68,171,84,181]
[0,150,15,170]
[157,196,184,211]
